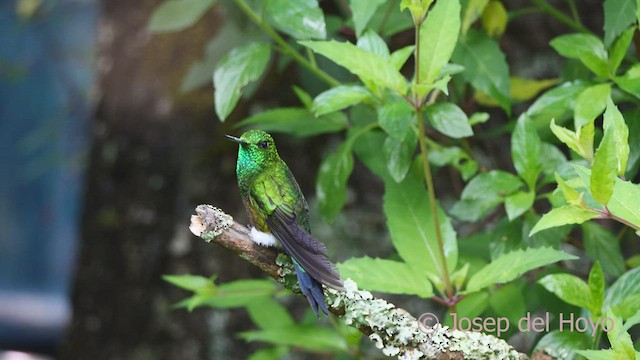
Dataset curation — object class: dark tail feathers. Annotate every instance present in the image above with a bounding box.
[292,259,328,317]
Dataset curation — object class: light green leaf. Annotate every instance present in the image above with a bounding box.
[301,40,407,94]
[148,0,216,33]
[576,350,617,360]
[549,119,593,160]
[461,0,489,34]
[588,262,605,316]
[247,300,294,329]
[574,83,611,128]
[609,27,635,75]
[265,0,326,40]
[481,0,507,37]
[163,274,212,291]
[384,161,458,280]
[535,331,591,360]
[378,101,415,141]
[614,63,640,97]
[550,34,609,78]
[469,112,489,125]
[187,279,275,310]
[505,190,534,221]
[555,173,582,206]
[591,127,618,205]
[390,45,415,70]
[214,42,271,121]
[512,114,542,189]
[603,97,630,176]
[429,146,478,180]
[453,29,510,112]
[400,0,433,23]
[240,325,348,352]
[451,170,523,222]
[466,247,577,293]
[316,142,354,221]
[426,102,473,138]
[248,347,288,360]
[510,77,559,102]
[293,85,313,109]
[418,0,461,85]
[337,257,433,297]
[356,29,389,57]
[350,0,387,37]
[236,107,347,137]
[527,81,588,124]
[384,133,417,183]
[605,267,640,309]
[603,0,637,46]
[311,85,371,116]
[529,205,598,236]
[583,223,625,277]
[539,273,591,309]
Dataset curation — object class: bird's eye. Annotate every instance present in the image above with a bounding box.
[259,141,269,149]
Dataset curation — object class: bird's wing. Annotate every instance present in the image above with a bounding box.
[266,205,344,291]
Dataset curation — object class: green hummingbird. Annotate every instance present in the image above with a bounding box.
[226,130,344,317]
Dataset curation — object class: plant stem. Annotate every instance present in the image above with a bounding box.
[234,0,340,88]
[530,0,590,33]
[599,207,640,232]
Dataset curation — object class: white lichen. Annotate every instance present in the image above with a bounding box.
[190,205,233,242]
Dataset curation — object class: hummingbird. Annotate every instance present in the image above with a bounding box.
[226,130,344,317]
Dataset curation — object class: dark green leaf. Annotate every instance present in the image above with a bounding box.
[534,331,591,360]
[378,101,415,141]
[451,170,523,222]
[418,0,461,85]
[190,279,276,310]
[603,0,636,46]
[236,107,347,137]
[527,81,588,125]
[350,0,387,37]
[311,85,371,116]
[265,0,326,40]
[426,102,473,138]
[384,133,417,183]
[337,257,433,297]
[300,40,407,95]
[504,190,534,221]
[466,247,577,293]
[550,34,609,78]
[614,63,640,97]
[214,42,271,121]
[240,325,348,353]
[461,0,489,34]
[488,284,526,325]
[248,347,288,360]
[604,267,640,309]
[247,300,294,329]
[384,161,458,279]
[529,205,598,236]
[316,142,354,221]
[511,114,542,189]
[148,0,216,33]
[453,29,510,113]
[583,223,625,277]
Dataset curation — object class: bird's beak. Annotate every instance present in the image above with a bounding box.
[225,134,247,144]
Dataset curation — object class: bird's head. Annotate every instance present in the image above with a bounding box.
[226,130,280,175]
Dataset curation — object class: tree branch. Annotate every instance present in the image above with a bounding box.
[189,204,552,360]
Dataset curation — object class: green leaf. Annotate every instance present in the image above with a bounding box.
[602,97,630,176]
[248,347,288,360]
[550,34,609,78]
[400,0,433,23]
[453,29,510,112]
[240,325,348,353]
[384,133,417,183]
[300,40,407,95]
[265,0,326,40]
[576,350,617,360]
[384,161,458,280]
[451,170,523,222]
[538,273,591,309]
[588,262,605,316]
[535,331,591,360]
[466,247,577,293]
[505,190,535,221]
[529,205,598,236]
[614,63,640,97]
[356,29,389,57]
[605,267,640,309]
[591,127,618,205]
[426,102,473,138]
[350,0,387,37]
[555,173,582,206]
[583,223,625,277]
[549,119,593,160]
[378,100,415,141]
[488,283,526,325]
[163,274,212,291]
[148,0,216,33]
[311,85,371,116]
[509,77,559,103]
[214,42,271,121]
[337,257,433,297]
[512,114,542,189]
[429,146,478,180]
[527,81,588,124]
[418,0,461,85]
[481,0,507,37]
[603,0,637,46]
[461,0,489,35]
[609,27,635,75]
[574,83,611,128]
[316,142,354,221]
[247,300,294,329]
[390,45,415,70]
[187,279,276,310]
[236,107,347,137]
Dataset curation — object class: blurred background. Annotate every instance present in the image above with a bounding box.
[0,0,603,359]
